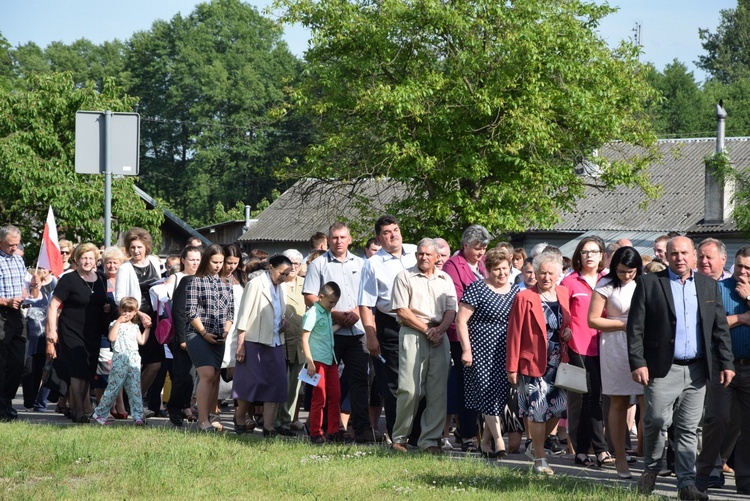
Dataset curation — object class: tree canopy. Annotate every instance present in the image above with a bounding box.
[0,72,163,258]
[276,0,660,244]
[699,0,750,84]
[126,0,305,226]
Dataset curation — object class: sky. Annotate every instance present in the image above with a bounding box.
[0,0,740,83]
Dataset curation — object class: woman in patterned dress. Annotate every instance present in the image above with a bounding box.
[456,248,519,458]
[506,251,572,475]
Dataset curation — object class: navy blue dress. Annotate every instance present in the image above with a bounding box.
[462,280,519,416]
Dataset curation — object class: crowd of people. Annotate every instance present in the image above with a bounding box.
[0,218,748,500]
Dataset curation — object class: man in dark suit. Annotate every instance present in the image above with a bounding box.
[627,236,735,501]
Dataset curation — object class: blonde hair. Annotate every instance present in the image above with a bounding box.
[73,242,100,263]
[58,239,72,251]
[102,246,126,264]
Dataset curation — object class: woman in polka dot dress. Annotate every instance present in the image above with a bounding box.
[456,248,519,458]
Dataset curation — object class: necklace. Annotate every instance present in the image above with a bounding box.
[79,272,96,294]
[539,290,557,302]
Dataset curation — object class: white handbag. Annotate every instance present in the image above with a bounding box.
[554,345,588,393]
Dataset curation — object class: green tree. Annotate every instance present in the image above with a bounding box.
[126,0,304,226]
[699,0,750,84]
[7,38,129,91]
[10,42,48,78]
[0,72,163,258]
[646,60,711,138]
[0,33,13,90]
[276,0,660,243]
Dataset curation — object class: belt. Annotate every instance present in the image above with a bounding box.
[735,358,750,366]
[673,357,703,366]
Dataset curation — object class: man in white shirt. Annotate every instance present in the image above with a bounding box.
[359,215,417,438]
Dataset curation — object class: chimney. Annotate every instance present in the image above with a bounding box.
[243,204,252,232]
[704,101,733,224]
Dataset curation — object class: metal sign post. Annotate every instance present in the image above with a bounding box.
[75,111,140,247]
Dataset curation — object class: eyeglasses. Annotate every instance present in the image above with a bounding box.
[580,250,601,256]
[61,250,70,255]
[291,262,302,267]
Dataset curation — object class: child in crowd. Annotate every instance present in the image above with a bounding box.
[92,297,150,425]
[301,281,341,444]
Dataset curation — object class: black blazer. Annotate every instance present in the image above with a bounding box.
[171,275,195,346]
[627,269,734,380]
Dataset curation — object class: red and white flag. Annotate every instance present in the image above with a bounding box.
[37,206,63,277]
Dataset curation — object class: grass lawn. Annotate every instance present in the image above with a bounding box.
[0,423,644,500]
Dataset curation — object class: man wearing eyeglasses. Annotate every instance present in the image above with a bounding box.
[0,225,26,421]
[303,222,375,442]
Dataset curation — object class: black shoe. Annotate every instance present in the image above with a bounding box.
[461,440,479,453]
[168,410,183,427]
[354,428,381,443]
[544,435,565,455]
[327,430,351,443]
[235,424,248,435]
[262,428,278,438]
[708,472,725,488]
[310,434,326,445]
[275,426,296,437]
[678,485,709,500]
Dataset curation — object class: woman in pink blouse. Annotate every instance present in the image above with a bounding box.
[559,236,612,467]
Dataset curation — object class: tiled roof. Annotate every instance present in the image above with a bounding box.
[238,178,408,242]
[554,137,750,233]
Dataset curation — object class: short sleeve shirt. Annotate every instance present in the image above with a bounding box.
[390,266,457,325]
[358,244,418,318]
[303,250,364,335]
[0,249,25,299]
[302,302,336,365]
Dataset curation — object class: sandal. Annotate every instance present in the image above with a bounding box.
[183,410,198,422]
[597,452,616,467]
[533,458,554,476]
[575,454,595,467]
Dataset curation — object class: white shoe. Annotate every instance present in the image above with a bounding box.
[440,438,454,450]
[533,459,554,476]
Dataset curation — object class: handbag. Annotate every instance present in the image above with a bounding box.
[154,298,174,344]
[554,344,588,394]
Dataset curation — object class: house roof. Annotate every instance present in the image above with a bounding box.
[240,137,750,244]
[134,185,211,246]
[556,230,666,258]
[555,137,750,234]
[238,178,408,243]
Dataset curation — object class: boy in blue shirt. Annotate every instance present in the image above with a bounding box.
[302,281,341,444]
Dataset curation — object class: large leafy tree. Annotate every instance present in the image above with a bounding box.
[0,34,13,90]
[277,0,660,243]
[126,0,304,226]
[646,60,711,138]
[698,0,750,84]
[0,72,163,258]
[8,38,129,91]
